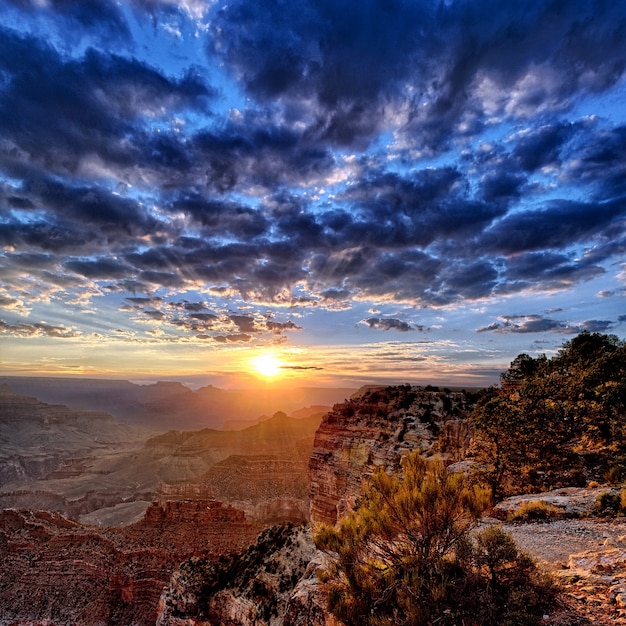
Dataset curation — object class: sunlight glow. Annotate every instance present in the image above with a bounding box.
[250,353,283,378]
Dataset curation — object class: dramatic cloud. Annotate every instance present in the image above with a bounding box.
[477,315,618,335]
[0,319,82,338]
[1,0,625,383]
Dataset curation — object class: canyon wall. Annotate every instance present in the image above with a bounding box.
[157,385,478,626]
[0,384,144,487]
[0,496,263,626]
[309,385,476,525]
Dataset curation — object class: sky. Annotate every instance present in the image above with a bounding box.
[0,0,625,389]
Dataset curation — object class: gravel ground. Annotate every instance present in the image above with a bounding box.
[488,518,626,625]
[502,517,626,565]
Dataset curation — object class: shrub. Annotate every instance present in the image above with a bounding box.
[508,500,561,522]
[470,332,626,498]
[595,491,622,516]
[315,453,555,626]
[606,465,624,485]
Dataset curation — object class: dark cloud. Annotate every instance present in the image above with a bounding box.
[214,333,252,343]
[511,122,582,173]
[65,258,133,280]
[266,320,303,333]
[361,318,424,333]
[208,0,626,149]
[142,309,166,321]
[0,28,212,180]
[191,118,336,192]
[481,199,626,256]
[476,315,616,335]
[563,125,626,198]
[182,301,209,312]
[170,195,268,237]
[189,313,219,323]
[580,320,615,333]
[3,0,131,45]
[478,171,526,203]
[320,288,352,302]
[0,295,20,308]
[229,315,258,333]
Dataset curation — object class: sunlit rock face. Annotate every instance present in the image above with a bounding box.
[155,386,478,626]
[309,385,477,525]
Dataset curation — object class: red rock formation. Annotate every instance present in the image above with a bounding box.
[0,496,263,626]
[309,385,477,525]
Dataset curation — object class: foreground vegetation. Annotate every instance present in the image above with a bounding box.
[315,453,556,626]
[316,332,626,625]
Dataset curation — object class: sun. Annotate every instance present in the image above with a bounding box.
[250,353,283,378]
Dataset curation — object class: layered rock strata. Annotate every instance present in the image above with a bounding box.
[0,496,263,626]
[0,384,143,487]
[309,385,476,525]
[158,386,478,625]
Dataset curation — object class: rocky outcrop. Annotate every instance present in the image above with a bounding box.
[156,525,322,626]
[0,496,263,626]
[494,485,623,519]
[309,385,477,524]
[283,552,340,626]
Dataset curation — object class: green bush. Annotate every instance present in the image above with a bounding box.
[315,453,555,626]
[605,465,624,485]
[471,332,626,498]
[595,491,622,516]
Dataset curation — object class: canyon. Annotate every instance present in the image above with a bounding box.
[0,380,343,625]
[0,384,326,526]
[155,385,480,626]
[3,381,619,625]
[0,376,354,431]
[0,495,264,625]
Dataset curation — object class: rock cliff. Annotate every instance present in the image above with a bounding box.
[157,385,478,625]
[156,525,331,626]
[0,495,263,626]
[309,385,476,524]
